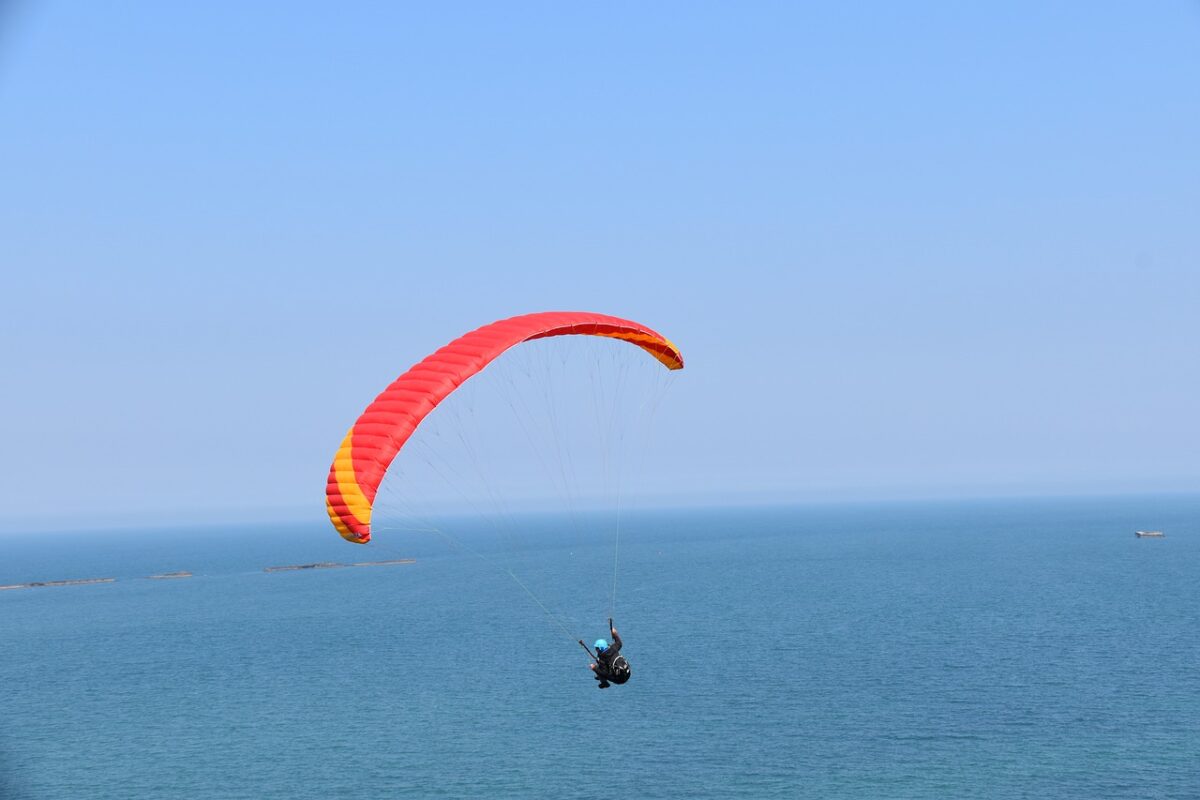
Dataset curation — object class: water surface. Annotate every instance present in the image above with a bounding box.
[2,497,1197,799]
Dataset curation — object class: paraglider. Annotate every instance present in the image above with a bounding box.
[325,311,681,689]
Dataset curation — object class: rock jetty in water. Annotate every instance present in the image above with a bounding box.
[264,562,345,573]
[0,577,116,591]
[264,559,414,573]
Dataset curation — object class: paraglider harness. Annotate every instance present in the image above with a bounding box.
[579,619,631,687]
[604,654,631,685]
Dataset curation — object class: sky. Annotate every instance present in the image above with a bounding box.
[1,2,1199,531]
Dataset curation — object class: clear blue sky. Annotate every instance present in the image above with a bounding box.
[2,2,1198,530]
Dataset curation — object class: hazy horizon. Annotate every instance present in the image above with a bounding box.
[3,487,1195,537]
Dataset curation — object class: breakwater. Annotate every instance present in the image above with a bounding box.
[264,559,415,573]
[0,577,117,591]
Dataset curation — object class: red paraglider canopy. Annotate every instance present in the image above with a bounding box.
[326,311,683,542]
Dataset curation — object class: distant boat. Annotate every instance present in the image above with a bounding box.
[1135,530,1165,538]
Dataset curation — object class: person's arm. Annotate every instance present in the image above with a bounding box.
[608,624,622,655]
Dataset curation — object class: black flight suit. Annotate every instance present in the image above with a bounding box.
[593,630,627,688]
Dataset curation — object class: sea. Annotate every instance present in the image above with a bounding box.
[1,497,1197,800]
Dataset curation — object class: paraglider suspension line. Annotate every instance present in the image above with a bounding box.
[610,514,620,620]
[503,568,578,644]
[372,524,580,648]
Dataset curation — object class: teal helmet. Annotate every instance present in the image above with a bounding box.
[594,639,608,652]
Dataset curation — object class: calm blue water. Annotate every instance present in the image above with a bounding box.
[2,498,1198,799]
